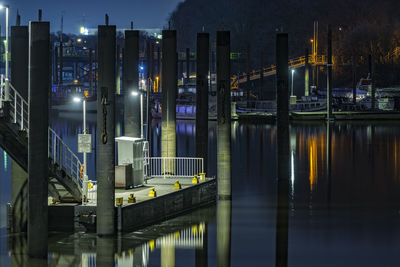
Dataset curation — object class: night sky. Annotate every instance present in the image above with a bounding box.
[3,0,183,33]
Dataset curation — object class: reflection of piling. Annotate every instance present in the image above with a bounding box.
[123,30,140,137]
[96,237,115,267]
[217,31,231,199]
[326,122,332,205]
[11,25,29,99]
[161,243,175,267]
[217,200,232,267]
[196,224,208,267]
[196,33,209,172]
[27,20,50,258]
[327,26,332,120]
[275,33,290,267]
[97,21,116,236]
[304,48,310,97]
[161,30,177,173]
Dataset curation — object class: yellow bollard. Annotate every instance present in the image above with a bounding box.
[116,197,123,206]
[128,193,136,203]
[192,175,199,184]
[199,173,206,181]
[148,188,157,198]
[174,180,182,190]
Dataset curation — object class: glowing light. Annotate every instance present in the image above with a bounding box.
[74,79,79,84]
[77,38,82,43]
[80,26,89,35]
[131,91,139,96]
[73,97,81,103]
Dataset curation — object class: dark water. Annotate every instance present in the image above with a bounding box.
[1,113,400,266]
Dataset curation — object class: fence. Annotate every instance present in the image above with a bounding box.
[146,157,204,178]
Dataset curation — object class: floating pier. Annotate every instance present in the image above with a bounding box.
[48,177,216,232]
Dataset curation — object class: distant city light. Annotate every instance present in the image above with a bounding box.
[77,38,82,43]
[80,26,89,35]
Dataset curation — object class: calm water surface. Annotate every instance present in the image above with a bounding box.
[1,113,400,266]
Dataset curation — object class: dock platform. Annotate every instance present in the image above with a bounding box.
[48,177,216,232]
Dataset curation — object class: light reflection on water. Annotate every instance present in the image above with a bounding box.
[1,115,400,266]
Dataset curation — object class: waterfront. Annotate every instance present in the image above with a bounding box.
[1,115,400,266]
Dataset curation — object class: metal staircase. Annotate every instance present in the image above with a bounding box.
[0,78,83,203]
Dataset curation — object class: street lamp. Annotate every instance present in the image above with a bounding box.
[130,89,144,139]
[73,96,89,203]
[291,69,295,96]
[0,5,9,101]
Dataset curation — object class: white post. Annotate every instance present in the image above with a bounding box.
[140,92,144,139]
[291,69,294,96]
[13,93,17,123]
[4,6,9,101]
[83,99,88,203]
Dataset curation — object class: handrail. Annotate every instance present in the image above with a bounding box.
[231,55,327,87]
[48,127,83,189]
[1,78,84,198]
[0,76,29,132]
[146,157,204,178]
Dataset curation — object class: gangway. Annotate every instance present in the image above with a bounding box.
[231,54,327,89]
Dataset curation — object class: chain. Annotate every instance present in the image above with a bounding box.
[101,96,108,144]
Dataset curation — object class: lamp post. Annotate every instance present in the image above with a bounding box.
[130,89,144,139]
[291,69,295,96]
[74,96,88,203]
[0,5,9,101]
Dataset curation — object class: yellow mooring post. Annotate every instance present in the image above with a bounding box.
[128,193,136,203]
[174,180,182,190]
[116,197,123,206]
[148,188,157,198]
[199,173,206,181]
[192,175,199,184]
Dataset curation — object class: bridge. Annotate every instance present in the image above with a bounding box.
[0,79,83,204]
[231,54,327,89]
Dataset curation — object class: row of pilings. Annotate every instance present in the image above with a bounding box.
[8,11,326,264]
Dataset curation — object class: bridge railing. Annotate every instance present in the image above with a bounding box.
[231,54,327,87]
[146,157,204,178]
[0,76,29,132]
[48,128,83,189]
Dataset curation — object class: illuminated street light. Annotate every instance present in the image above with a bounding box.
[291,69,295,96]
[73,95,88,202]
[131,91,139,96]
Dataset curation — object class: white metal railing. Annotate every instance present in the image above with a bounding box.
[146,157,204,178]
[0,76,29,132]
[48,128,83,189]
